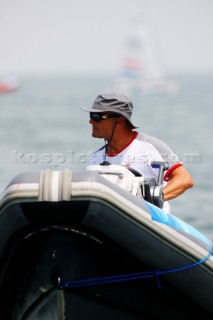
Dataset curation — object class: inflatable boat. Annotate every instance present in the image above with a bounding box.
[0,76,20,94]
[0,165,212,319]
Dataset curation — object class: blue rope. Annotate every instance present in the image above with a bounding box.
[58,246,213,290]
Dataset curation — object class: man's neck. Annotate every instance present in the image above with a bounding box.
[106,130,136,155]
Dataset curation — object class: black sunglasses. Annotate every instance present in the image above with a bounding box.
[90,113,118,122]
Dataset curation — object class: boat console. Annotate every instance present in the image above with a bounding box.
[87,161,169,209]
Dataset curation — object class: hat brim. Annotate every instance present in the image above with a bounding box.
[81,106,106,113]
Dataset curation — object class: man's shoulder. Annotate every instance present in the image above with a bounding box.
[137,132,164,144]
[136,131,181,165]
[136,132,173,152]
[132,136,159,151]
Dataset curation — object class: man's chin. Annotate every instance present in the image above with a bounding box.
[92,133,102,138]
[92,130,102,138]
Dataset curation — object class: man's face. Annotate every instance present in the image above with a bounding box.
[89,113,118,140]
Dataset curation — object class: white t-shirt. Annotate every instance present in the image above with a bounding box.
[89,139,164,182]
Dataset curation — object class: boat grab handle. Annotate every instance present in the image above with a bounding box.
[97,171,124,179]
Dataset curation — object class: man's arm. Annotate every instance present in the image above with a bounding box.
[163,166,194,201]
[137,132,194,201]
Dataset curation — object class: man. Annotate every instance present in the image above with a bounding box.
[82,93,194,210]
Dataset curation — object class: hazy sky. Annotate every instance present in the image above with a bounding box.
[1,0,213,75]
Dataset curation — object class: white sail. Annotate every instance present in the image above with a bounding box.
[115,1,177,95]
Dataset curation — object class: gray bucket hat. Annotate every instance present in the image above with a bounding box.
[81,93,138,128]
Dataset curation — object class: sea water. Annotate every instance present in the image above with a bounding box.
[0,73,212,239]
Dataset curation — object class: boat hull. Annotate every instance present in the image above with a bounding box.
[0,169,212,319]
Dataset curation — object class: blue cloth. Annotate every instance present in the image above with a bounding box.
[144,201,212,247]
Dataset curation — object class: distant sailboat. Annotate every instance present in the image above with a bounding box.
[115,2,177,95]
[0,75,20,94]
